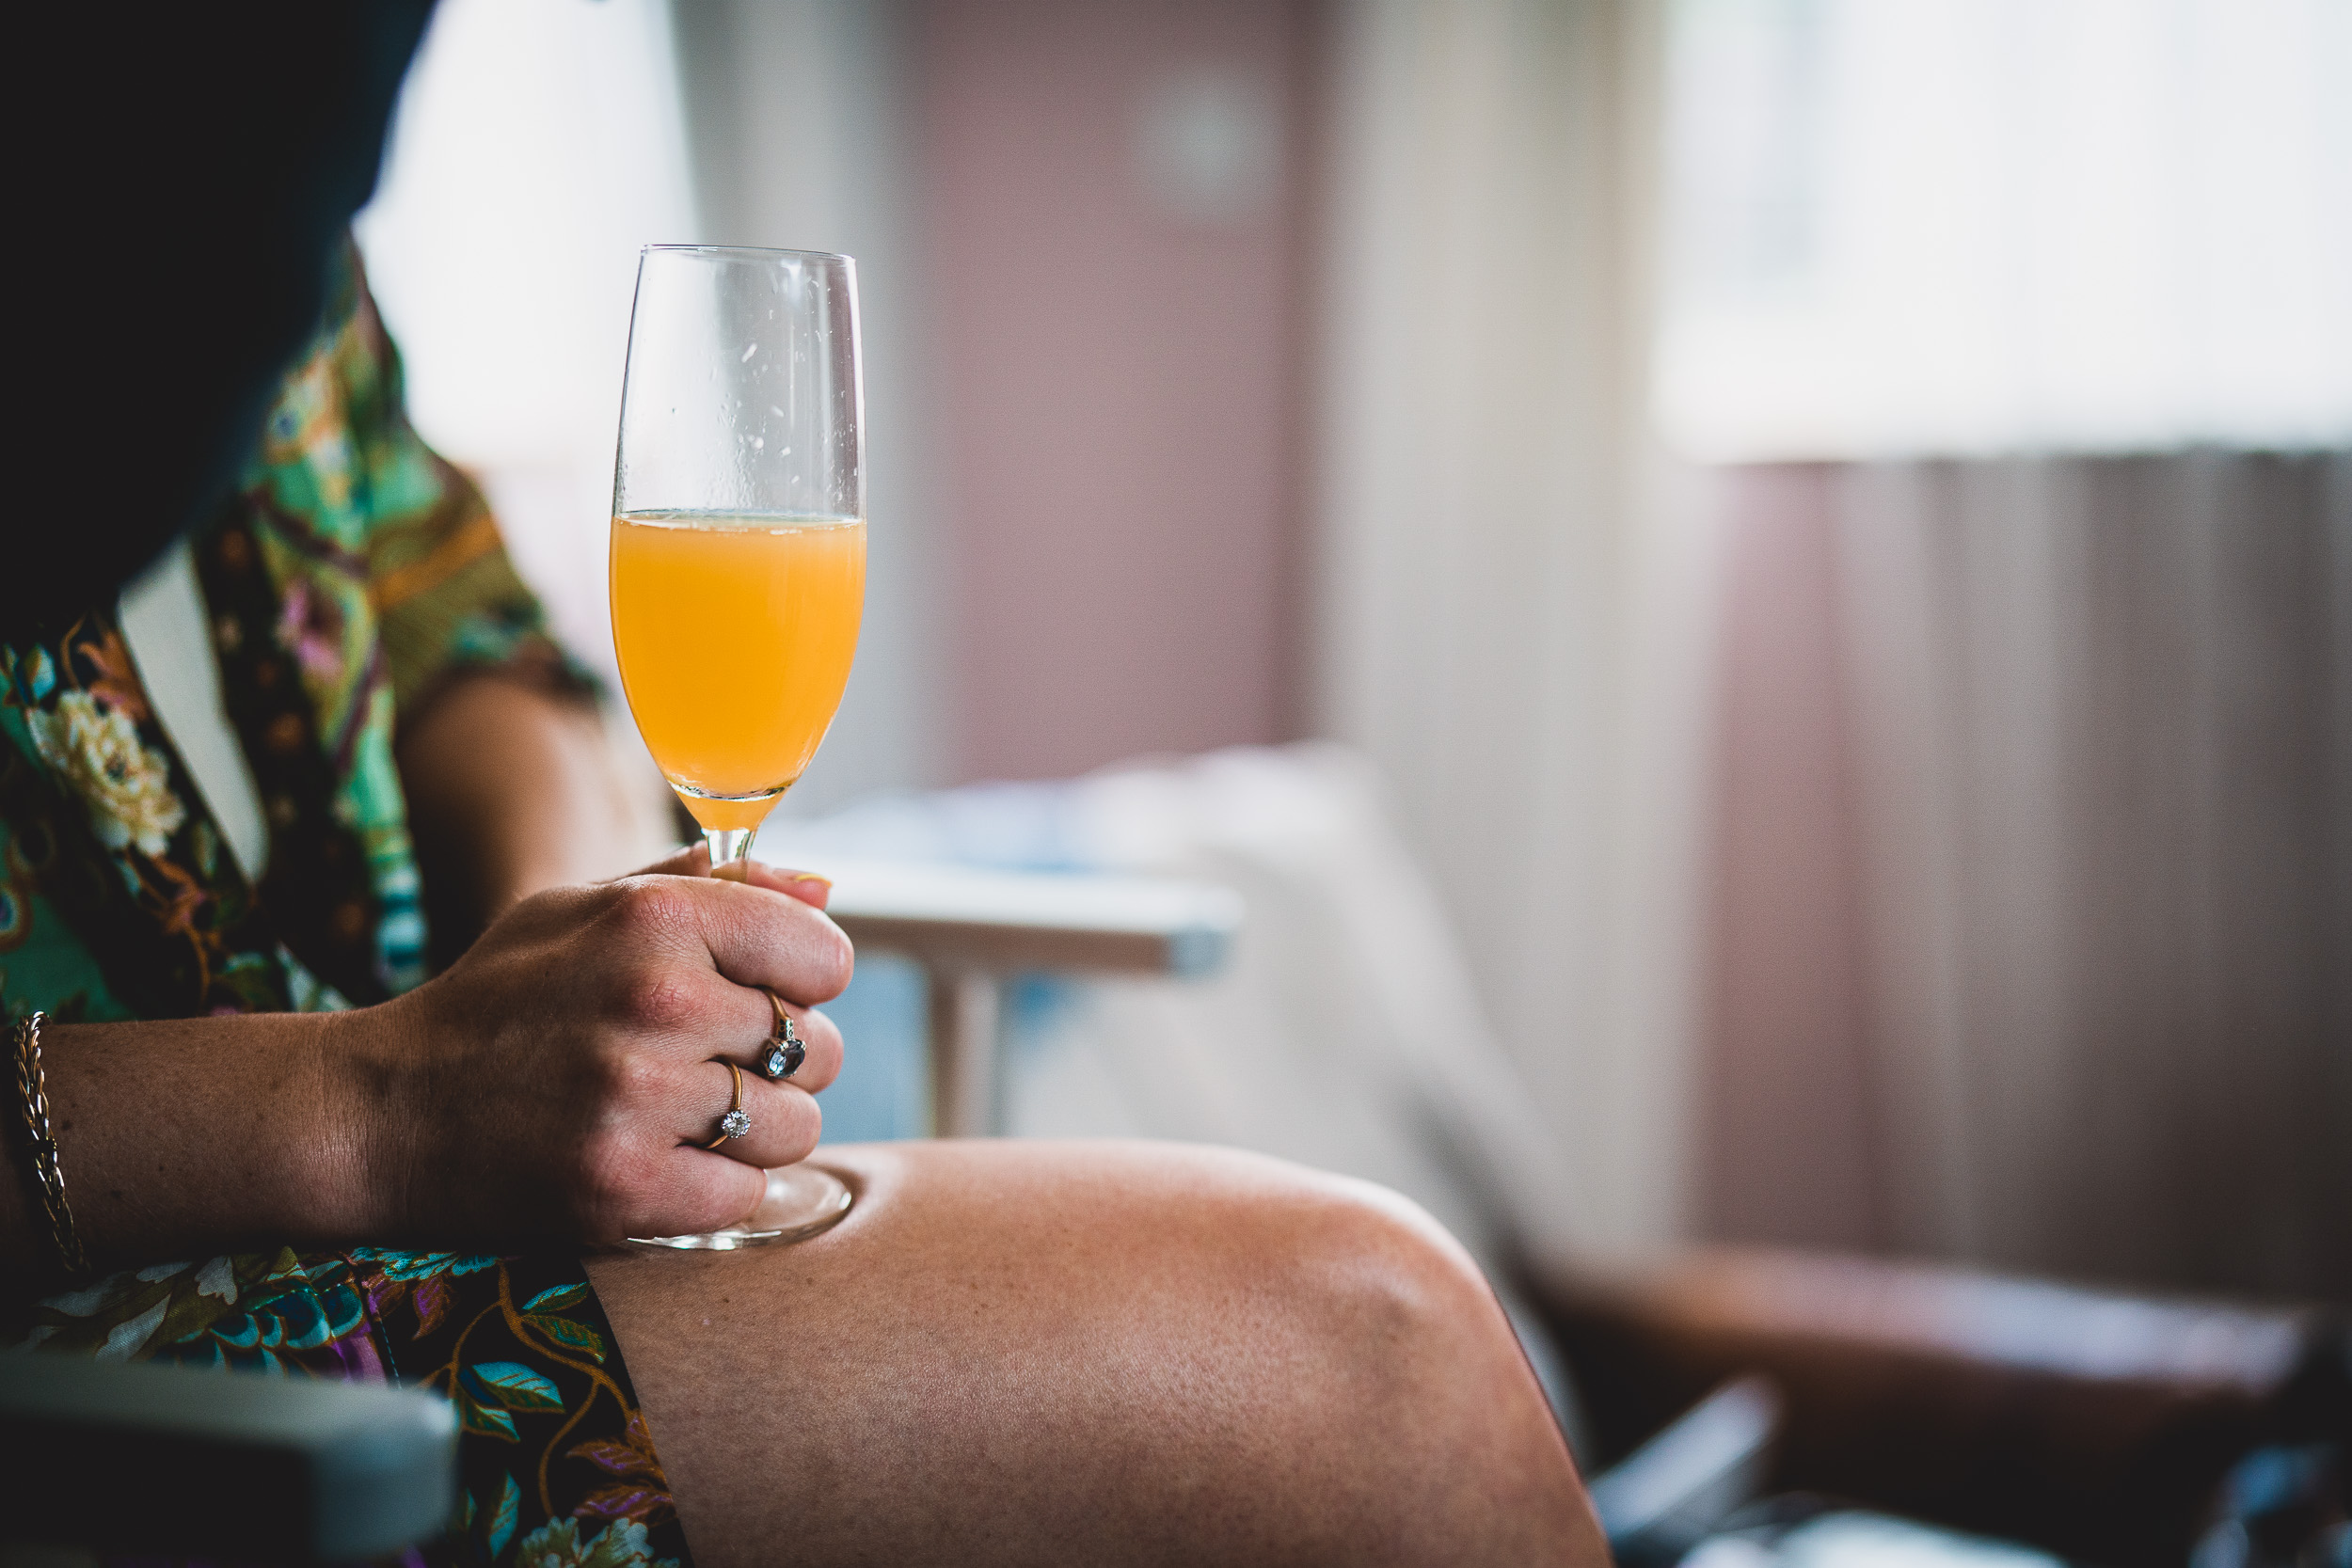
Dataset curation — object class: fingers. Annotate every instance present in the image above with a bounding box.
[623,1149,768,1242]
[630,843,834,911]
[675,1056,823,1170]
[739,862,834,912]
[625,959,841,1148]
[602,873,854,1007]
[631,944,846,1089]
[755,995,845,1095]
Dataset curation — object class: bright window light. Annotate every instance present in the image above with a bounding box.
[354,0,697,672]
[1655,0,2352,461]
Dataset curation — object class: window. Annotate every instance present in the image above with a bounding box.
[354,0,695,672]
[1655,0,2352,460]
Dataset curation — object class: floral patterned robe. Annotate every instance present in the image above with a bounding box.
[1,248,693,1568]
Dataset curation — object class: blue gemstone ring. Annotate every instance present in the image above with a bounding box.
[760,990,805,1081]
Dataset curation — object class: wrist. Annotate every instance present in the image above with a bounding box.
[310,1000,413,1241]
[8,1010,390,1269]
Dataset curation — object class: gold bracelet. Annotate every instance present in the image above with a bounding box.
[11,1012,89,1277]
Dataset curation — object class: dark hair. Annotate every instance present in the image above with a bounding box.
[7,2,432,633]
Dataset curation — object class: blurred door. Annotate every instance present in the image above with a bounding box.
[917,0,1317,781]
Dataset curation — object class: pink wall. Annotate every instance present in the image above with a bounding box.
[916,0,1315,783]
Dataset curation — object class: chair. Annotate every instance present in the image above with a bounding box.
[0,1352,455,1563]
[1520,1244,2351,1565]
[777,744,2352,1564]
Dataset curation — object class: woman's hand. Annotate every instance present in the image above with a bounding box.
[341,847,851,1245]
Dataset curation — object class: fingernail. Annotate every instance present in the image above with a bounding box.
[788,873,834,894]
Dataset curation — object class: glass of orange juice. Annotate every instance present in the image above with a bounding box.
[611,245,864,1245]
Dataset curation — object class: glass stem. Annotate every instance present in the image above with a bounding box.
[705,826,756,880]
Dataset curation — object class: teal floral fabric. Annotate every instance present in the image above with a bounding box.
[15,1250,682,1568]
[1,247,686,1568]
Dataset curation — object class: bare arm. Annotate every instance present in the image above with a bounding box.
[394,675,675,959]
[0,1008,365,1276]
[1,682,843,1285]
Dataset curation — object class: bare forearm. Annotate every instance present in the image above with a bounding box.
[397,676,662,959]
[2,860,850,1285]
[2,688,773,1287]
[1,1008,377,1283]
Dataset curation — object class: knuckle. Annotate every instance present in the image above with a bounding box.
[613,967,698,1032]
[606,1047,671,1106]
[610,879,691,940]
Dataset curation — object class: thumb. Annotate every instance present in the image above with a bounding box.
[737,861,834,911]
[627,841,833,911]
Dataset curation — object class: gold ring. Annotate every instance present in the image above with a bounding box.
[702,1059,750,1148]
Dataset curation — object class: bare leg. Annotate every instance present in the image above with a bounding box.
[586,1141,1604,1567]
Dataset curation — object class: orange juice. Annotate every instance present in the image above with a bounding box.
[611,512,866,832]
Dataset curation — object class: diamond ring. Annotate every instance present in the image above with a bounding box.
[702,1059,750,1148]
[760,990,804,1081]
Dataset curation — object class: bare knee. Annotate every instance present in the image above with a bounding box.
[1183,1153,1601,1564]
[593,1141,1602,1567]
[843,1140,1597,1562]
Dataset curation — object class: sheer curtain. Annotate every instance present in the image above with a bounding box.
[1705,454,2351,1298]
[1834,453,2351,1296]
[1682,0,2352,1295]
[1312,0,1708,1258]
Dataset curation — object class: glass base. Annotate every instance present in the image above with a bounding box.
[626,1164,852,1252]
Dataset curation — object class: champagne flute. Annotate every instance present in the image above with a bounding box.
[611,245,863,1247]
